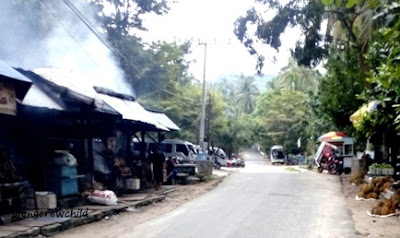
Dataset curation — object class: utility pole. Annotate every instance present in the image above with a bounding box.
[199,42,207,152]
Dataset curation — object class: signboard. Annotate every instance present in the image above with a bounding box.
[0,80,16,116]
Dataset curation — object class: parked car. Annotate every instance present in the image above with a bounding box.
[131,138,197,164]
[211,147,227,169]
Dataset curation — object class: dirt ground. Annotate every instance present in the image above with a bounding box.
[341,175,400,238]
[54,176,225,238]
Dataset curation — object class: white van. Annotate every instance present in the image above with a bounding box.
[270,145,285,164]
[131,138,197,164]
[162,139,197,164]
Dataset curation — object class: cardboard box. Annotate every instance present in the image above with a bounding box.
[35,192,57,209]
[125,178,140,190]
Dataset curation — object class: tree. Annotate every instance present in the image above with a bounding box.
[234,0,399,77]
[234,0,327,71]
[234,75,260,115]
[273,58,320,94]
[356,20,400,163]
[253,90,309,154]
[91,0,169,37]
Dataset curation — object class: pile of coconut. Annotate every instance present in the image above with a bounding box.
[357,176,394,199]
[370,189,400,216]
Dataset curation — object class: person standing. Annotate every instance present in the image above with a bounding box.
[149,146,165,190]
[165,157,178,185]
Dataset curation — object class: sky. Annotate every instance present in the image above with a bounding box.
[138,0,303,82]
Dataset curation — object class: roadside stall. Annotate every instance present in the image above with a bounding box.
[0,61,32,214]
[14,68,119,210]
[317,131,355,174]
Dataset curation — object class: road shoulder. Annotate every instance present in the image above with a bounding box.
[341,175,400,238]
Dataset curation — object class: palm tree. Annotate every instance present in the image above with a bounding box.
[274,58,320,94]
[234,75,260,115]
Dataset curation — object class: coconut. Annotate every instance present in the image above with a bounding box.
[392,198,400,208]
[381,206,389,216]
[384,199,392,208]
[362,183,370,194]
[366,193,376,199]
[371,207,379,215]
[369,183,375,192]
[357,191,365,198]
[389,207,397,214]
[383,182,391,190]
[374,206,382,215]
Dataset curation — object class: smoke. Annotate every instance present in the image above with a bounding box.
[0,0,135,97]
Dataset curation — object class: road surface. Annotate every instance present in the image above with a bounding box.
[118,149,358,238]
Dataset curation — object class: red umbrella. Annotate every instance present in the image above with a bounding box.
[318,131,348,141]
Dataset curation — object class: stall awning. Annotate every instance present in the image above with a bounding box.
[147,110,180,131]
[0,61,32,100]
[98,94,169,131]
[350,101,377,126]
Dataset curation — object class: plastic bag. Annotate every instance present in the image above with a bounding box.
[87,190,118,206]
[53,152,78,167]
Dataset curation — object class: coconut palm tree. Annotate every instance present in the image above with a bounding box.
[274,58,320,94]
[234,75,260,115]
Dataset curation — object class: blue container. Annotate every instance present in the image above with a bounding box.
[48,166,79,197]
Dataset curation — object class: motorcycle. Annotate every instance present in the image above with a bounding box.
[317,153,343,174]
[315,141,343,175]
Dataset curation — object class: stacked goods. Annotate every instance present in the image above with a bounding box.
[368,163,394,175]
[371,189,400,215]
[357,176,394,199]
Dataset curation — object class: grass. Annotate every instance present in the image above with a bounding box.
[285,167,301,173]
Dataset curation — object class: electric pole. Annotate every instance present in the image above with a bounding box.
[199,42,207,152]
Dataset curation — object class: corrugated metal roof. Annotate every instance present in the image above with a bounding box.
[147,111,180,131]
[32,68,97,99]
[0,61,32,100]
[22,84,65,111]
[0,60,31,83]
[98,94,169,131]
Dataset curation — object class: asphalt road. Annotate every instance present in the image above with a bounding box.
[122,149,359,238]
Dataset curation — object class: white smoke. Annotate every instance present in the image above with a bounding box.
[0,0,134,97]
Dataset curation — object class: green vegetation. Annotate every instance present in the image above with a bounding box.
[285,167,301,173]
[16,0,398,159]
[232,0,400,163]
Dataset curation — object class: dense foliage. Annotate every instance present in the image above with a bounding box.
[234,0,400,162]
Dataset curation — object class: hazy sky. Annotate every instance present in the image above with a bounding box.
[138,0,302,81]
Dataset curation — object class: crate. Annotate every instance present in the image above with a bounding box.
[35,192,57,209]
